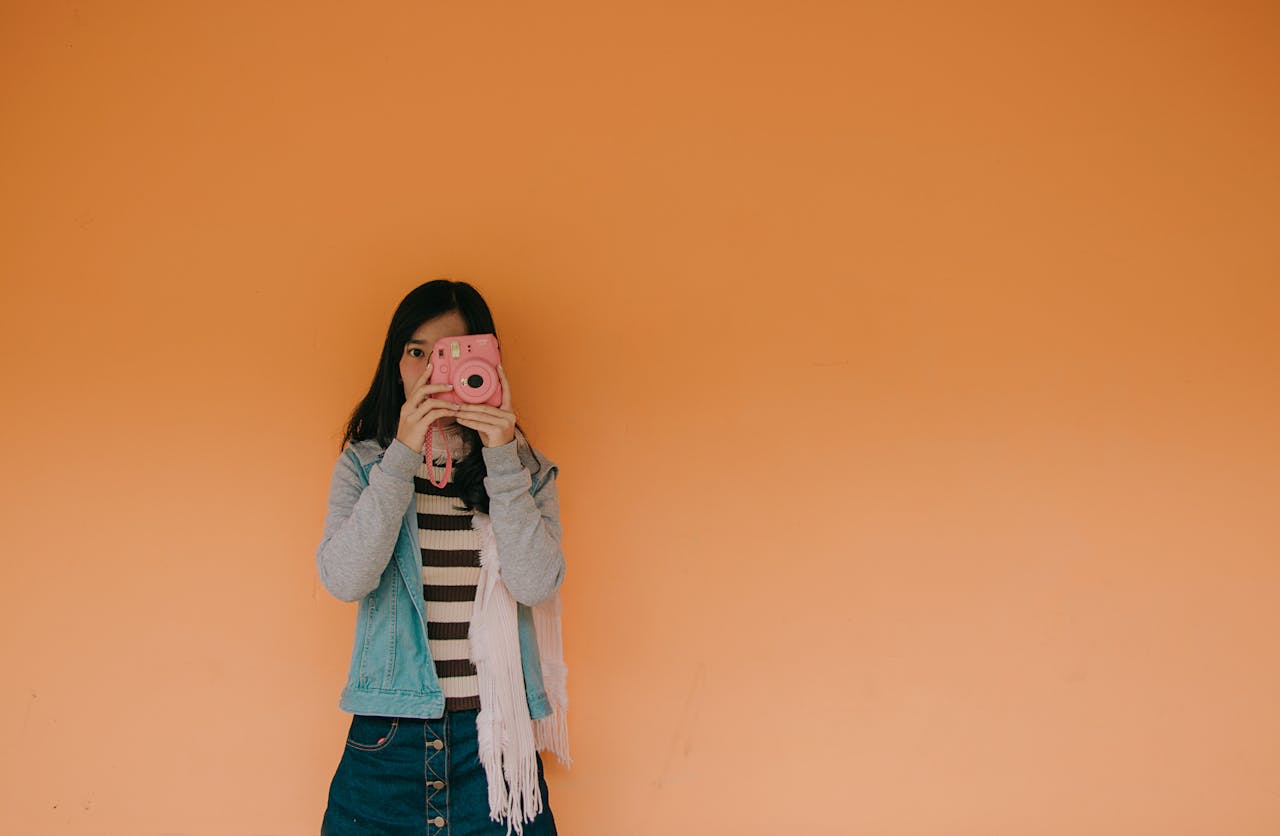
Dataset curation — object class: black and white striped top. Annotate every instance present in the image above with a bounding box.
[414,454,482,712]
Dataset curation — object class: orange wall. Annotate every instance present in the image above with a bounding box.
[2,2,1278,834]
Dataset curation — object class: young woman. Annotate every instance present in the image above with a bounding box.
[316,279,569,836]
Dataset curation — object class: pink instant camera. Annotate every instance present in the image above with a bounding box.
[428,333,503,407]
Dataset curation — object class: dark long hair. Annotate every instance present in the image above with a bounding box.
[341,279,535,514]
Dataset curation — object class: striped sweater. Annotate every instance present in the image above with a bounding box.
[415,450,482,712]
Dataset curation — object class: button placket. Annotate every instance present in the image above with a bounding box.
[425,718,448,832]
[442,711,450,834]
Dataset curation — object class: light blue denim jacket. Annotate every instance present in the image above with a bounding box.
[316,431,565,720]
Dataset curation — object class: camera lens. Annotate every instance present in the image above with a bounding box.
[466,374,484,389]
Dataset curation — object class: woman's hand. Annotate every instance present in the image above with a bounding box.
[395,362,459,453]
[454,364,518,448]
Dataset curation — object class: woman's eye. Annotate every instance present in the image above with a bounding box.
[408,348,423,358]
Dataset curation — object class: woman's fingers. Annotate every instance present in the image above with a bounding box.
[455,405,514,426]
[410,385,455,410]
[453,403,508,419]
[423,407,459,425]
[409,364,433,395]
[497,364,512,411]
[455,414,501,428]
[407,364,447,399]
[454,418,494,435]
[409,406,462,437]
[419,385,454,405]
[403,366,429,408]
[410,397,461,418]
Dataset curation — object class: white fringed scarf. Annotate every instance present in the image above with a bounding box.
[468,510,572,835]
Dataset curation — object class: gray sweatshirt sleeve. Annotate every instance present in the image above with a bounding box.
[481,438,566,606]
[316,438,424,602]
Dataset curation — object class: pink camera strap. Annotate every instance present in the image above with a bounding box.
[422,422,453,489]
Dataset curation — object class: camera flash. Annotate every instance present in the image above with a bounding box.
[450,341,461,359]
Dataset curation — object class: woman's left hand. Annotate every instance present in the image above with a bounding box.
[453,364,518,448]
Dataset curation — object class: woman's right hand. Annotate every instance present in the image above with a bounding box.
[396,363,458,454]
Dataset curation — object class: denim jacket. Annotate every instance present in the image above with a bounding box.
[316,431,565,720]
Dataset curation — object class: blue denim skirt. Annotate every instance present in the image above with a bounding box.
[321,708,558,835]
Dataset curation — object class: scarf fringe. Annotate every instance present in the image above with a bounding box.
[470,512,570,836]
[532,597,572,767]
